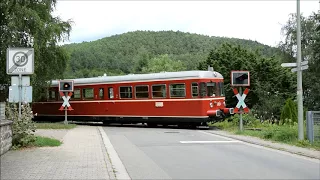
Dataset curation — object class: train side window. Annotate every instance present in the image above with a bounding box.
[170,83,186,98]
[219,82,225,96]
[83,88,94,99]
[120,86,132,99]
[72,89,81,99]
[99,88,104,99]
[108,87,114,99]
[152,84,166,98]
[199,82,207,97]
[135,85,149,99]
[191,83,199,97]
[48,90,56,100]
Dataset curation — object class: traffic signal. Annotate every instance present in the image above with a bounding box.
[231,71,250,86]
[59,80,74,92]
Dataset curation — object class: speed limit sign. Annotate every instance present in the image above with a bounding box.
[6,47,34,75]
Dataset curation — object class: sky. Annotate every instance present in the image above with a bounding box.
[53,0,320,47]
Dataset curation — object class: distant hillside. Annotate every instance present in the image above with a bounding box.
[62,30,287,78]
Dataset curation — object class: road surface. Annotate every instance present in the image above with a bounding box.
[102,124,320,179]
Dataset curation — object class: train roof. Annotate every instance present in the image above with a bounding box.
[50,70,223,86]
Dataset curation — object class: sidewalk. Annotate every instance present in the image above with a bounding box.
[208,129,320,160]
[0,125,114,180]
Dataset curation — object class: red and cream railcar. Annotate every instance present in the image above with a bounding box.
[32,69,234,127]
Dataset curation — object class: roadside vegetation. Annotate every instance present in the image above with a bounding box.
[211,109,320,151]
[5,103,62,149]
[35,123,76,129]
[33,136,61,147]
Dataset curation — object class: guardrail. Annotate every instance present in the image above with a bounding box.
[306,111,320,143]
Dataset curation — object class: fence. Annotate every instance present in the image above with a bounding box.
[0,102,5,120]
[306,111,320,143]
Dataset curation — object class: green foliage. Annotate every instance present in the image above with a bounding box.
[0,0,72,101]
[280,98,298,125]
[141,54,186,73]
[35,123,76,129]
[33,136,61,147]
[62,30,286,78]
[198,43,296,120]
[5,103,36,148]
[278,12,320,111]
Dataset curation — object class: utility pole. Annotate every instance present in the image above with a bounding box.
[296,0,304,140]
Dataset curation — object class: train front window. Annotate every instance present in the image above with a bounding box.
[207,82,221,97]
[219,82,225,96]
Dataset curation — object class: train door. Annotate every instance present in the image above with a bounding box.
[108,87,114,99]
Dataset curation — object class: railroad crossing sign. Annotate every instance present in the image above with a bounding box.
[233,88,250,113]
[231,71,250,87]
[59,92,74,111]
[6,47,34,75]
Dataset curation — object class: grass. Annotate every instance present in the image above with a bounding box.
[211,118,320,151]
[35,122,76,129]
[32,136,62,147]
[13,136,62,150]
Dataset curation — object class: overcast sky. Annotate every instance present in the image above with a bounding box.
[53,0,319,47]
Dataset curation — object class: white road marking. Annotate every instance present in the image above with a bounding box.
[199,131,320,163]
[98,127,131,180]
[180,140,240,144]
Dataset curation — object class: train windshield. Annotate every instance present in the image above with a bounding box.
[199,82,224,97]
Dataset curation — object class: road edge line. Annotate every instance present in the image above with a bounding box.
[199,131,320,162]
[98,126,131,180]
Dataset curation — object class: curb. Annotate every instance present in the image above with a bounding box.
[208,131,320,160]
[98,127,131,180]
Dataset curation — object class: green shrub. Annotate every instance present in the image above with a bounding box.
[5,103,36,148]
[280,98,297,125]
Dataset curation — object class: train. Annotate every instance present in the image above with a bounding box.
[32,67,234,128]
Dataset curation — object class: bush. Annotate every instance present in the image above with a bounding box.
[280,98,297,125]
[228,113,261,127]
[5,103,36,148]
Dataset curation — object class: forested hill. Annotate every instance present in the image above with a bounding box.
[62,30,287,78]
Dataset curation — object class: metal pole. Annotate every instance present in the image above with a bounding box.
[64,92,68,125]
[64,106,68,125]
[239,87,243,132]
[297,0,304,140]
[18,74,22,120]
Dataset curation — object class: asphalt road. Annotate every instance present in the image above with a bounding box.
[102,124,320,179]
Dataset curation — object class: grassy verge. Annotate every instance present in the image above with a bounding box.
[35,123,76,129]
[211,115,320,151]
[13,136,62,150]
[32,136,62,147]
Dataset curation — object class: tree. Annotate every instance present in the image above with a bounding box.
[142,54,186,73]
[0,0,72,101]
[198,43,295,120]
[278,12,320,110]
[280,98,298,125]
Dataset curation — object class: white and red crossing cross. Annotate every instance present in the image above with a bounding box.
[59,92,74,111]
[233,88,250,113]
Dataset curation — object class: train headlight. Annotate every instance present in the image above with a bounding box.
[210,102,213,108]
